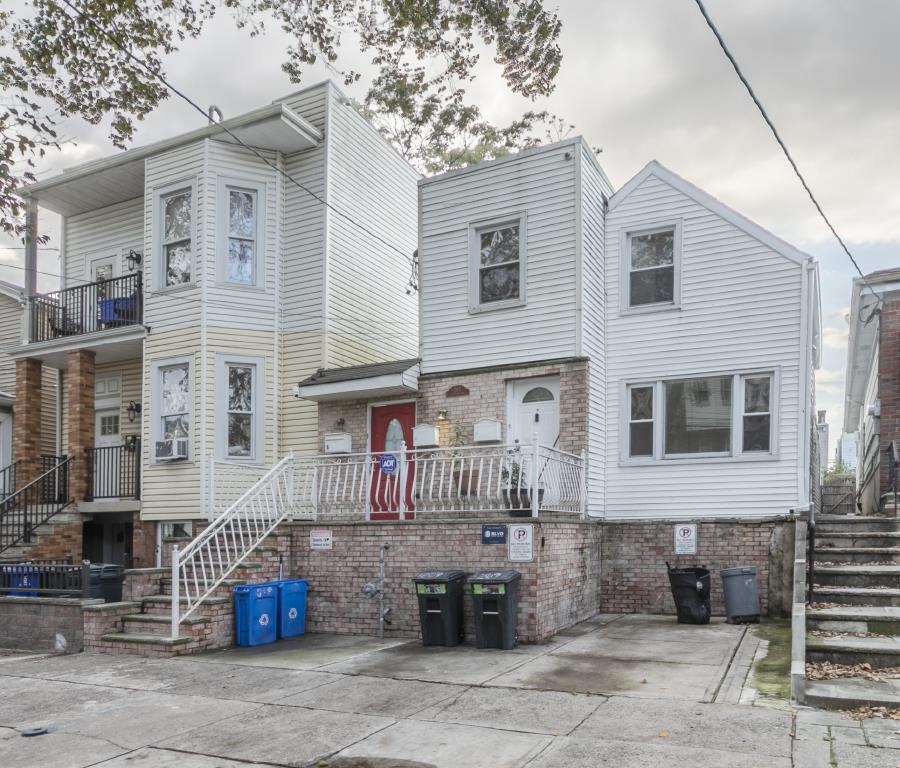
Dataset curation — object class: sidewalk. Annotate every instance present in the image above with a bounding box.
[0,614,887,767]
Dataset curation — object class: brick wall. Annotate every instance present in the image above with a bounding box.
[66,349,95,503]
[0,597,102,653]
[599,519,788,616]
[23,514,84,563]
[290,519,601,643]
[14,358,43,483]
[880,291,900,496]
[316,358,589,455]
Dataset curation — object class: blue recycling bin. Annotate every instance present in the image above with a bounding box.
[3,565,39,597]
[233,582,277,646]
[276,579,308,639]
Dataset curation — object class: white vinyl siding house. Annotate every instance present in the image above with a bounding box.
[603,162,819,519]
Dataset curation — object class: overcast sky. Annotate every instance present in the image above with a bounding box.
[1,0,896,456]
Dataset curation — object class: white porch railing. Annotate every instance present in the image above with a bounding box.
[293,436,586,520]
[208,459,270,518]
[171,452,294,639]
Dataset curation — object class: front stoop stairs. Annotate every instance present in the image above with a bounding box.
[805,501,900,708]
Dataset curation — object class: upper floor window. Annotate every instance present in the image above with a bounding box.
[227,188,257,285]
[624,223,681,310]
[469,215,527,312]
[161,190,192,286]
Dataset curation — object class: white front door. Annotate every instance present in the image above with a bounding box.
[507,376,560,447]
[94,376,122,498]
[0,412,12,495]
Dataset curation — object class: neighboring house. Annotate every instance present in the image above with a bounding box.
[297,141,821,617]
[836,431,859,472]
[0,279,58,490]
[817,410,830,474]
[844,268,900,514]
[8,80,418,566]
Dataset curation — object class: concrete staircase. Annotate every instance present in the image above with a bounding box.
[805,511,900,709]
[92,538,284,657]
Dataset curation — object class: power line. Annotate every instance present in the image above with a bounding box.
[692,0,877,297]
[53,0,418,292]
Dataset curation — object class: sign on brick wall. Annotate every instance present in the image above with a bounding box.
[674,523,697,555]
[508,523,534,562]
[310,529,333,550]
[482,524,507,544]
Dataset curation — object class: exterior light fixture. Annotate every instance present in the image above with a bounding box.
[437,409,448,421]
[126,250,142,271]
[126,401,142,423]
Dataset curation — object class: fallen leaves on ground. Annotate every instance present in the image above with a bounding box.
[809,630,887,638]
[808,602,851,610]
[806,661,900,681]
[842,706,900,721]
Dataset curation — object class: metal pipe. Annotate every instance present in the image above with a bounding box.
[379,543,390,640]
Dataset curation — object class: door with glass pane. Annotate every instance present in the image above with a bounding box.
[369,403,415,520]
[508,376,560,447]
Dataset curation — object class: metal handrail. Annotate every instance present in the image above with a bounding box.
[85,442,141,500]
[171,452,294,638]
[0,456,71,554]
[0,560,91,596]
[888,440,899,515]
[0,460,20,499]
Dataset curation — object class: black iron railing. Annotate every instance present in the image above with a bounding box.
[0,456,71,554]
[888,440,899,514]
[30,272,142,342]
[0,460,19,498]
[0,561,90,597]
[85,441,141,500]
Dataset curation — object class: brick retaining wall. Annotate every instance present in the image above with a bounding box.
[0,596,102,653]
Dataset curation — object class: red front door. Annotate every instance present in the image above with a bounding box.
[370,402,415,520]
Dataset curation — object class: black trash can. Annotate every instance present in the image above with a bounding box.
[666,562,711,625]
[85,564,125,602]
[470,570,521,649]
[413,569,466,646]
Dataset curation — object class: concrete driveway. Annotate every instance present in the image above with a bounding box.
[0,614,811,767]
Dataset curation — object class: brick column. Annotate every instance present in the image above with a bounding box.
[66,349,95,503]
[13,358,42,484]
[880,292,900,494]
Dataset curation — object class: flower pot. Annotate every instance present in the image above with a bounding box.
[504,488,544,517]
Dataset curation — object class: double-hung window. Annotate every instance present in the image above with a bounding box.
[226,187,257,285]
[470,216,526,311]
[153,359,192,461]
[625,224,679,308]
[626,372,775,460]
[217,356,262,461]
[161,190,192,286]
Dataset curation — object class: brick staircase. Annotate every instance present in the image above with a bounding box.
[88,532,287,657]
[805,502,900,708]
[0,509,84,565]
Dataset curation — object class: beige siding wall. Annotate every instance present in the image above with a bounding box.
[279,331,326,458]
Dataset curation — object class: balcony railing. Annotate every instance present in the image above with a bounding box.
[85,442,141,501]
[30,272,143,342]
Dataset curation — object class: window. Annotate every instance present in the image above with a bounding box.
[665,376,732,456]
[625,224,679,308]
[742,375,772,452]
[523,387,554,403]
[99,414,120,437]
[470,216,526,311]
[628,385,654,457]
[217,355,263,461]
[160,363,190,442]
[623,372,776,461]
[226,187,256,285]
[161,189,192,286]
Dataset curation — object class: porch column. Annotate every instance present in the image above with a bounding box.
[66,349,95,503]
[23,198,37,343]
[13,358,42,483]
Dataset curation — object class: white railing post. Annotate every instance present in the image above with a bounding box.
[531,432,540,518]
[170,544,180,640]
[398,441,408,521]
[310,461,318,519]
[580,449,588,519]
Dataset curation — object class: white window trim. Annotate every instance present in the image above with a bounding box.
[216,354,265,463]
[217,177,266,289]
[154,179,198,292]
[150,356,194,465]
[468,213,527,313]
[619,220,682,314]
[619,369,780,465]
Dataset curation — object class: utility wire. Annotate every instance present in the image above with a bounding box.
[54,0,418,290]
[692,0,877,298]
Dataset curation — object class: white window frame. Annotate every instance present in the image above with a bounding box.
[217,178,266,288]
[620,369,779,464]
[627,383,655,458]
[150,356,194,464]
[468,213,527,313]
[216,354,265,463]
[620,220,682,313]
[154,179,197,292]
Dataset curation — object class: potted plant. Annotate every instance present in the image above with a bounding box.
[501,457,543,517]
[449,424,479,496]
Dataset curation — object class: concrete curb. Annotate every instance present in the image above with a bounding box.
[791,519,808,705]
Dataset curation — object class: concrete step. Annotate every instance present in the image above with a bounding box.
[98,632,198,655]
[122,613,209,637]
[805,678,900,710]
[817,531,900,548]
[817,515,900,532]
[808,606,900,634]
[157,577,250,598]
[812,586,900,607]
[141,594,231,616]
[814,565,900,589]
[807,634,900,668]
[814,547,900,564]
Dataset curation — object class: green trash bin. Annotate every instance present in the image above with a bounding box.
[413,570,466,646]
[470,570,521,649]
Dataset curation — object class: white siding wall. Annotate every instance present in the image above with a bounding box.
[65,198,143,284]
[324,86,419,367]
[604,172,804,519]
[578,146,613,515]
[419,142,580,373]
[0,295,22,394]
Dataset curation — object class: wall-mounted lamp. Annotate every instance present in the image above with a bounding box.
[126,249,143,271]
[335,417,346,429]
[437,409,448,421]
[126,401,142,423]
